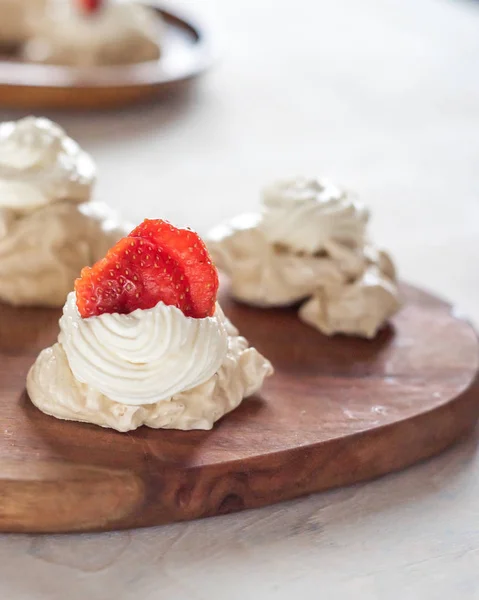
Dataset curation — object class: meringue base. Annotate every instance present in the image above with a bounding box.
[27,322,273,432]
[299,265,401,338]
[207,214,401,339]
[208,214,347,307]
[0,201,128,308]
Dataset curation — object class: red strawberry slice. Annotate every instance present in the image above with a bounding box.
[75,237,192,318]
[74,220,218,319]
[78,0,102,14]
[130,219,219,320]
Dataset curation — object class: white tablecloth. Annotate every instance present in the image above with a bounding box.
[0,0,479,597]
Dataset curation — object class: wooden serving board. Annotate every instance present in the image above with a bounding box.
[0,283,477,533]
[0,3,212,109]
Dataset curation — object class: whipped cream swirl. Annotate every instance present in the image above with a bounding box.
[60,293,229,406]
[25,0,162,66]
[260,177,369,254]
[0,116,95,213]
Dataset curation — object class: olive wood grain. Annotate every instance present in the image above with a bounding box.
[0,282,477,532]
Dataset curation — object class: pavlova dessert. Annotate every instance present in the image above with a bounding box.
[0,0,45,48]
[208,177,400,339]
[27,219,273,431]
[24,0,162,66]
[0,115,127,307]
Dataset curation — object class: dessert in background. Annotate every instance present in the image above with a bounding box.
[24,0,162,66]
[27,219,273,431]
[0,0,45,48]
[0,116,128,307]
[208,177,400,338]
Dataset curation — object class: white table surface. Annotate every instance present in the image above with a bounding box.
[1,0,479,597]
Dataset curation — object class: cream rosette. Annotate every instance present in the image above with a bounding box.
[0,116,95,212]
[260,177,369,254]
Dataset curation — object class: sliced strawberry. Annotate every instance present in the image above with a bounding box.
[75,237,192,318]
[74,219,219,319]
[130,219,218,319]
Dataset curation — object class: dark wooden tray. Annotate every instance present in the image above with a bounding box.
[0,283,477,532]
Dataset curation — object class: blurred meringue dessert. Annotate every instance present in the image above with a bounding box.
[24,0,162,67]
[208,177,401,339]
[27,219,273,432]
[0,0,45,50]
[0,115,127,307]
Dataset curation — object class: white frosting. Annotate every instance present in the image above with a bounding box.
[261,177,369,254]
[207,177,401,338]
[60,293,229,406]
[25,0,162,66]
[0,0,45,45]
[0,116,95,213]
[27,306,273,431]
[0,201,128,307]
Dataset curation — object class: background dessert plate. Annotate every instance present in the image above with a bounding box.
[0,3,212,109]
[0,281,477,533]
